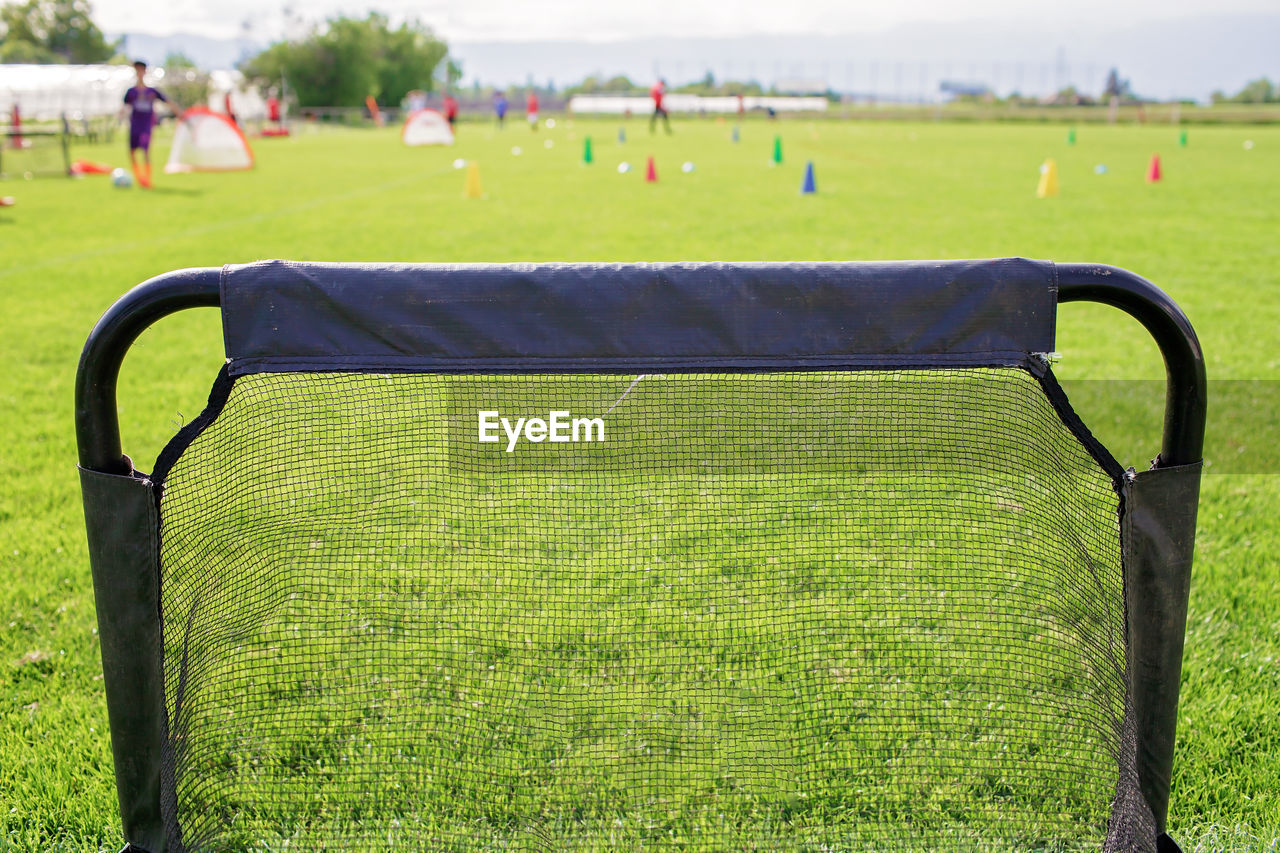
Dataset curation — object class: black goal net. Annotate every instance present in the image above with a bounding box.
[79,260,1204,853]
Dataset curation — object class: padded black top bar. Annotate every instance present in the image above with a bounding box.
[219,259,1056,372]
[74,260,1205,474]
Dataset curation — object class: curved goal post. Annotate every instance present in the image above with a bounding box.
[76,260,1205,853]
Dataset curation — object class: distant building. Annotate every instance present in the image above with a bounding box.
[774,78,828,96]
[939,80,992,101]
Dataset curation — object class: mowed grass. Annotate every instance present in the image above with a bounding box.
[1,116,1278,851]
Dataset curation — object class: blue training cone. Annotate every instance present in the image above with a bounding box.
[732,125,740,143]
[618,126,626,144]
[800,161,816,194]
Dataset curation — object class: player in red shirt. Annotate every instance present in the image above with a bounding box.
[443,94,459,130]
[649,78,671,134]
[526,91,539,130]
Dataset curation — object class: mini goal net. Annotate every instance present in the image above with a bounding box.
[1,125,70,178]
[402,108,454,146]
[77,260,1205,853]
[165,107,254,174]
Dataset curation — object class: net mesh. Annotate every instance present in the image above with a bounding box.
[155,367,1144,852]
[0,130,68,178]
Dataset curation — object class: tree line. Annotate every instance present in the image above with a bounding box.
[0,0,118,63]
[239,12,458,108]
[1,0,457,108]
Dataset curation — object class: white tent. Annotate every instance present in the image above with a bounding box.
[401,109,454,146]
[165,107,254,173]
[0,64,137,120]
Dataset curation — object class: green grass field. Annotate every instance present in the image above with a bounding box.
[1,116,1278,851]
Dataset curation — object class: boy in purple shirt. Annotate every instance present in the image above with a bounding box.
[121,61,171,188]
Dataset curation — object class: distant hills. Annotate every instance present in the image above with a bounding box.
[115,13,1279,102]
[115,32,262,70]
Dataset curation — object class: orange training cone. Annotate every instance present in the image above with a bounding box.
[1146,154,1162,183]
[1036,158,1059,198]
[464,161,484,198]
[645,156,657,182]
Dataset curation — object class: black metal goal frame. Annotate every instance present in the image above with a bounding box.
[76,260,1205,853]
[1,125,72,178]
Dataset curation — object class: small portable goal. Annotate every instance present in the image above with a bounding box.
[76,260,1206,853]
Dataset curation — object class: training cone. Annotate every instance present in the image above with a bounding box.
[583,136,593,164]
[1067,128,1076,145]
[1179,130,1188,147]
[800,161,816,194]
[772,135,782,164]
[1036,158,1059,198]
[1147,154,1162,183]
[464,161,484,198]
[732,125,740,143]
[617,127,626,144]
[645,156,657,182]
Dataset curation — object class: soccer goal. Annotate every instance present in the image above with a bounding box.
[76,260,1205,853]
[1,125,71,178]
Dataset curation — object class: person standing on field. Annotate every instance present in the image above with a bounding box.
[493,90,508,128]
[526,90,539,130]
[120,60,173,189]
[443,93,459,130]
[649,78,671,134]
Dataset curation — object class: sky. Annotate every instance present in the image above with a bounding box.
[94,0,1280,43]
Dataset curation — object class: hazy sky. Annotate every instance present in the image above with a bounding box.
[96,0,1277,41]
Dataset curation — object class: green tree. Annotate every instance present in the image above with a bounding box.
[1230,77,1276,104]
[373,14,448,106]
[239,12,448,108]
[0,0,119,63]
[1102,68,1135,101]
[563,75,643,96]
[164,50,197,68]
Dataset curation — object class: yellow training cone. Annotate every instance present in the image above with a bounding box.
[464,161,484,199]
[1036,158,1059,198]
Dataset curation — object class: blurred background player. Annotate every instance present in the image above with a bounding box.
[650,78,671,134]
[443,92,459,131]
[266,88,283,130]
[120,60,172,188]
[526,90,539,130]
[493,90,509,128]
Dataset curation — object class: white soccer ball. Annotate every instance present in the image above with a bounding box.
[544,139,554,148]
[681,161,695,173]
[511,146,523,156]
[617,161,631,173]
[1094,163,1108,174]
[111,168,132,188]
[1244,139,1255,150]
[545,118,556,129]
[452,158,467,169]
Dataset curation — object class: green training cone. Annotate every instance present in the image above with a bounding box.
[1179,130,1188,147]
[583,136,593,164]
[1067,128,1076,145]
[772,135,782,164]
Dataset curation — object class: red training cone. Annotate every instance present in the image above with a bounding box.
[645,156,657,182]
[1146,154,1162,183]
